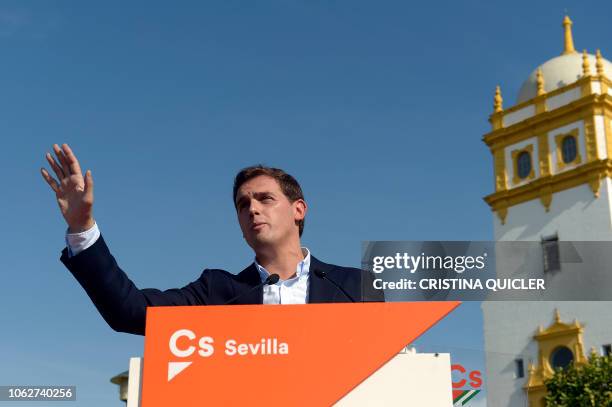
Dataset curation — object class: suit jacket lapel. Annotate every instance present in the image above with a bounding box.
[237,257,344,304]
[308,256,339,303]
[235,263,264,304]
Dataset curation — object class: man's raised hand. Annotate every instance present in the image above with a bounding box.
[40,144,95,233]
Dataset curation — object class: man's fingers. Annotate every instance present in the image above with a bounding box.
[53,144,72,177]
[84,169,94,198]
[40,168,60,194]
[46,152,65,181]
[62,144,83,177]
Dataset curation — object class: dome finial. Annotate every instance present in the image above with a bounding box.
[582,49,591,76]
[554,308,561,323]
[536,68,545,96]
[562,15,576,55]
[596,49,604,75]
[494,85,503,113]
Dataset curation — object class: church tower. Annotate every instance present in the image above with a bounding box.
[481,16,612,407]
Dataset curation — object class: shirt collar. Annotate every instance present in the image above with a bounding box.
[255,248,311,283]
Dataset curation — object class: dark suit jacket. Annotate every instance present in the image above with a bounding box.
[61,235,383,335]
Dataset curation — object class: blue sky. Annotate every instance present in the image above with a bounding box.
[2,1,609,405]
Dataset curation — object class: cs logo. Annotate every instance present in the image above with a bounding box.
[167,329,214,381]
[451,364,482,406]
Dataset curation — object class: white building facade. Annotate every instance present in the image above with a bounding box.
[482,16,612,407]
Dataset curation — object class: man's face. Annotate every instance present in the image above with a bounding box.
[235,175,306,250]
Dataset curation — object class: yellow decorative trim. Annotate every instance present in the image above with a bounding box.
[484,92,612,149]
[497,206,508,224]
[599,75,612,90]
[491,76,612,125]
[525,310,587,407]
[538,133,553,211]
[484,50,612,218]
[490,112,503,131]
[538,134,551,177]
[555,129,582,171]
[493,148,507,192]
[484,159,610,215]
[601,78,609,95]
[562,15,576,55]
[494,85,503,113]
[597,50,608,94]
[511,145,535,185]
[589,172,602,197]
[526,362,545,388]
[596,49,604,75]
[606,116,612,160]
[490,86,504,130]
[534,315,583,343]
[489,75,610,121]
[525,367,547,407]
[534,96,547,115]
[489,76,612,131]
[582,50,591,77]
[583,115,598,162]
[495,80,580,117]
[539,185,553,212]
[536,68,545,96]
[581,51,594,97]
[582,114,601,204]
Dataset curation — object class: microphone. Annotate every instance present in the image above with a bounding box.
[265,274,280,285]
[313,269,356,302]
[224,273,280,305]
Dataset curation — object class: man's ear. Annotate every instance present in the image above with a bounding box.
[293,199,307,221]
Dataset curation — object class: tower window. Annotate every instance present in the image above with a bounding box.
[542,234,560,273]
[515,358,525,378]
[517,151,532,179]
[550,346,574,370]
[603,344,611,357]
[555,129,581,170]
[561,135,577,164]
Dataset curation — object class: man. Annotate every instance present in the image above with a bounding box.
[41,144,382,336]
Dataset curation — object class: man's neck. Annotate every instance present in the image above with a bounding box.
[255,242,305,281]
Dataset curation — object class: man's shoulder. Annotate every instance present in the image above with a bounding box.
[200,263,260,285]
[310,255,384,302]
[195,264,261,305]
[310,256,364,277]
[310,257,370,284]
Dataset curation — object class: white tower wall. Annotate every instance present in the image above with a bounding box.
[494,180,612,242]
[484,179,612,406]
[482,23,612,406]
[483,302,612,407]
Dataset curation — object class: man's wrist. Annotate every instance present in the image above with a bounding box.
[66,221,100,257]
[68,218,95,234]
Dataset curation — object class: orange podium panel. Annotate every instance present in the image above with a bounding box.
[141,302,459,406]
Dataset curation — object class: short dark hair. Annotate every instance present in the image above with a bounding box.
[233,165,305,236]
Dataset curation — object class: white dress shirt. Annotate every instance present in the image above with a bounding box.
[254,249,310,305]
[65,222,100,257]
[65,223,310,304]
